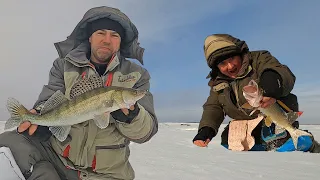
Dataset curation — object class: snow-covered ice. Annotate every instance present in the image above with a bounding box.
[0,122,319,180]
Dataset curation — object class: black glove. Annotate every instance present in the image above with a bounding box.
[18,125,52,142]
[259,70,283,98]
[192,126,216,142]
[17,108,52,142]
[111,103,140,124]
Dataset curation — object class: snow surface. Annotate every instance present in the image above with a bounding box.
[0,147,25,180]
[0,122,319,180]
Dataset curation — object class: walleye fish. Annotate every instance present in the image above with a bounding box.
[241,80,312,150]
[5,75,147,142]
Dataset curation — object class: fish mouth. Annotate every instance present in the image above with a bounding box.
[134,90,147,100]
[136,90,147,96]
[122,89,147,105]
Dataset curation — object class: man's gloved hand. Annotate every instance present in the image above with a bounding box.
[17,109,52,141]
[259,70,283,99]
[111,103,140,124]
[193,126,216,147]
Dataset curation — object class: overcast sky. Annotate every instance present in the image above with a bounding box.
[1,1,320,124]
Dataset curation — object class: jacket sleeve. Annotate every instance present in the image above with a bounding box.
[255,51,296,97]
[33,58,66,110]
[199,89,225,136]
[115,69,158,144]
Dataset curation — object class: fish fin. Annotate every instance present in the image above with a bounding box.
[40,90,68,115]
[264,116,273,127]
[289,129,313,150]
[276,100,293,112]
[93,113,110,129]
[49,126,71,142]
[5,98,29,129]
[69,75,104,99]
[5,118,21,130]
[297,111,303,116]
[241,102,254,109]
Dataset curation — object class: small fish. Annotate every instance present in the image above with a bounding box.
[5,75,146,142]
[241,80,312,150]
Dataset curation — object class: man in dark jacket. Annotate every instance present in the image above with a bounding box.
[193,34,320,153]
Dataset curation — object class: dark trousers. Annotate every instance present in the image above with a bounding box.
[0,130,78,180]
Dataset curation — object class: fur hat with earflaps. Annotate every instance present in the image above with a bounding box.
[203,34,249,81]
[204,34,249,69]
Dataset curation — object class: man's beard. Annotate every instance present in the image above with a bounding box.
[92,50,113,64]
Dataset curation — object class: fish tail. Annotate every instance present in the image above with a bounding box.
[289,128,313,150]
[5,97,30,129]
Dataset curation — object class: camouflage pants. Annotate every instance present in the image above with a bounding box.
[0,130,78,180]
